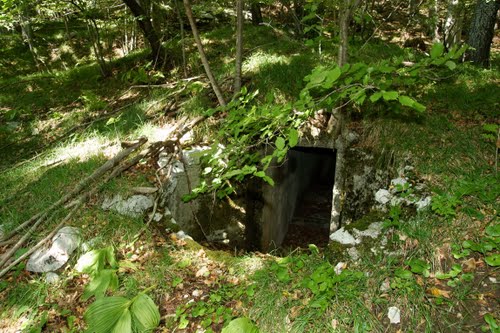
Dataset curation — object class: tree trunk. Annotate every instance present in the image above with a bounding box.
[292,0,304,37]
[250,2,263,26]
[183,0,226,106]
[68,0,108,75]
[331,0,362,234]
[429,0,440,42]
[234,0,244,95]
[338,0,362,66]
[87,19,109,76]
[122,0,164,64]
[465,0,500,67]
[175,0,188,77]
[444,0,464,50]
[19,15,41,70]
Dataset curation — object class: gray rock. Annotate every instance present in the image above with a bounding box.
[81,237,101,252]
[375,189,392,205]
[26,227,81,273]
[45,272,60,284]
[416,196,432,211]
[102,194,154,217]
[380,279,391,292]
[347,247,360,261]
[150,213,163,222]
[390,197,403,206]
[390,177,408,193]
[329,228,360,245]
[346,132,359,145]
[176,230,193,240]
[387,306,401,324]
[206,230,228,242]
[353,222,384,239]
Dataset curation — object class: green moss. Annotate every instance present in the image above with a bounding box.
[345,210,385,232]
[324,241,350,262]
[164,219,181,233]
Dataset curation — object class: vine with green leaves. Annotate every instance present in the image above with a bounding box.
[187,43,468,201]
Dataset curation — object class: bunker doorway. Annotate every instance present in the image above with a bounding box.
[281,146,335,249]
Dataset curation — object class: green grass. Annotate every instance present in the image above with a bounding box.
[1,13,499,333]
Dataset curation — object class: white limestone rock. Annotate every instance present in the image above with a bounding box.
[390,177,408,192]
[329,228,360,245]
[380,279,391,292]
[334,262,346,275]
[347,247,360,261]
[353,222,384,239]
[102,194,154,217]
[45,272,60,284]
[26,227,81,273]
[416,196,432,211]
[346,132,359,145]
[176,230,193,240]
[375,189,392,205]
[387,306,401,324]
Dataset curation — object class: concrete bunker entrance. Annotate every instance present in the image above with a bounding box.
[163,145,339,252]
[259,145,336,251]
[281,146,335,249]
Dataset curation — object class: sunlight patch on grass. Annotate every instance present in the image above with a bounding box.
[243,51,291,73]
[43,136,119,167]
[132,121,181,142]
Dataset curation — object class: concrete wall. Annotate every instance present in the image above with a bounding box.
[258,148,335,251]
[161,147,248,246]
[161,146,337,251]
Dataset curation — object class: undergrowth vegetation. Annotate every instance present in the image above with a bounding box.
[0,5,499,333]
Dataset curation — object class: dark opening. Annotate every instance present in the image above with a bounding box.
[281,146,335,249]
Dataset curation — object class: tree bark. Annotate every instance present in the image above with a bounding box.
[87,19,109,76]
[234,0,244,95]
[122,0,164,64]
[183,0,226,106]
[338,0,362,66]
[465,0,500,67]
[444,0,464,50]
[292,0,304,37]
[331,0,362,234]
[19,14,41,70]
[175,0,188,77]
[250,2,263,26]
[429,0,441,42]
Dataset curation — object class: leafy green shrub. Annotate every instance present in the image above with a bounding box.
[84,293,160,333]
[185,88,305,201]
[174,286,238,331]
[222,317,260,333]
[75,247,161,332]
[301,263,365,313]
[451,223,499,267]
[81,91,107,111]
[187,44,467,201]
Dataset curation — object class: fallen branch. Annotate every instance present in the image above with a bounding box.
[0,137,148,243]
[0,211,53,268]
[0,238,18,247]
[0,203,79,278]
[0,115,208,275]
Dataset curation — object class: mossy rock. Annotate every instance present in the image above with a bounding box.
[324,241,351,262]
[345,210,385,232]
[164,219,181,233]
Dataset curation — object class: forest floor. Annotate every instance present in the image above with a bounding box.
[0,20,499,333]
